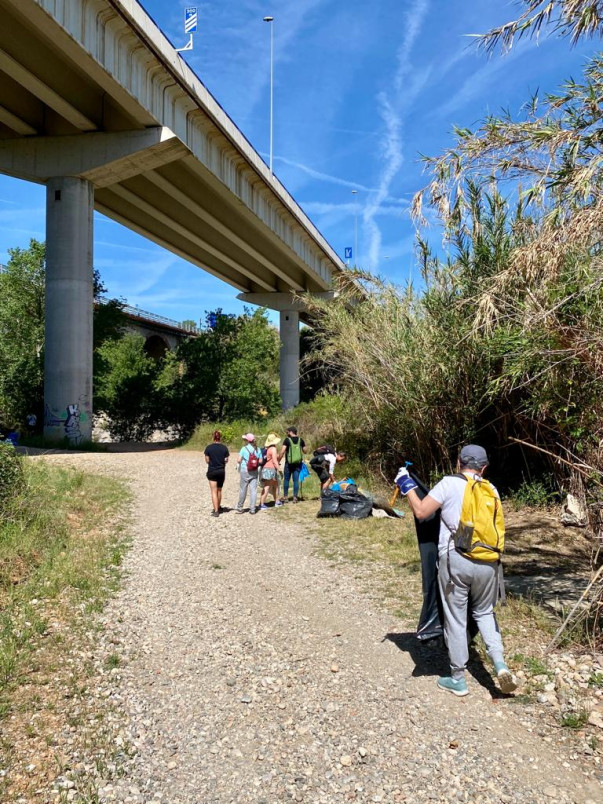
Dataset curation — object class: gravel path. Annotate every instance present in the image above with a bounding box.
[39,448,602,804]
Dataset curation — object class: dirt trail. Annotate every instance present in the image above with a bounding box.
[37,447,602,804]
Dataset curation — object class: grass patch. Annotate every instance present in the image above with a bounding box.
[560,710,590,729]
[0,458,130,801]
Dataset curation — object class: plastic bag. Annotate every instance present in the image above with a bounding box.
[299,461,310,481]
[339,487,373,519]
[317,489,340,517]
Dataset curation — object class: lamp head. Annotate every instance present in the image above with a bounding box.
[263,16,274,22]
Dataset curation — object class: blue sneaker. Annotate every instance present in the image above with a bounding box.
[259,504,269,511]
[275,500,284,507]
[437,676,469,697]
[494,663,518,694]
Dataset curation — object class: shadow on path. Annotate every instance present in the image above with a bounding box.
[384,631,506,698]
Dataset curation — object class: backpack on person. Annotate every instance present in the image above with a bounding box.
[452,475,505,561]
[246,447,260,472]
[287,437,303,465]
[313,444,335,458]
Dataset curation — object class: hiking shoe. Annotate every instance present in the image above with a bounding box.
[236,509,244,514]
[437,676,469,697]
[211,511,219,517]
[495,664,518,694]
[249,509,256,515]
[292,497,298,503]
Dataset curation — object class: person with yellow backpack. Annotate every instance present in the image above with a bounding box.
[395,444,517,697]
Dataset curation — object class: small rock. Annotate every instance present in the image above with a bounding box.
[340,755,352,767]
[330,663,339,673]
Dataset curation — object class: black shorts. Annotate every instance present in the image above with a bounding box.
[207,470,225,488]
[312,465,330,484]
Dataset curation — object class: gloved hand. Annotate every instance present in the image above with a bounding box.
[394,466,418,495]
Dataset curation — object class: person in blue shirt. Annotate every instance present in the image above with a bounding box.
[235,433,262,514]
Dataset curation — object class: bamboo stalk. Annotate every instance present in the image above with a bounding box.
[508,437,603,488]
[545,564,603,652]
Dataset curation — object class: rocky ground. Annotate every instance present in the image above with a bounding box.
[19,447,603,803]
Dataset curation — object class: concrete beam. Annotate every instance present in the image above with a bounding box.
[237,291,337,312]
[144,171,305,292]
[0,128,189,185]
[0,47,97,131]
[109,184,276,292]
[0,103,37,135]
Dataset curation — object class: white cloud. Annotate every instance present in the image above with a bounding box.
[363,0,430,269]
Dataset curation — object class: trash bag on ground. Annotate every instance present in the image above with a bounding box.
[317,488,341,517]
[339,486,373,520]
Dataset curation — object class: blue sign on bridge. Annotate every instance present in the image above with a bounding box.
[185,7,198,34]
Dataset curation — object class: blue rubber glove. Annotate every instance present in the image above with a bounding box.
[394,466,418,495]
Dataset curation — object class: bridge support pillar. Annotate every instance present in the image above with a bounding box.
[280,310,300,411]
[238,291,337,412]
[44,177,94,444]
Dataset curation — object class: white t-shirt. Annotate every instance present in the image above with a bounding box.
[429,473,500,556]
[324,453,336,474]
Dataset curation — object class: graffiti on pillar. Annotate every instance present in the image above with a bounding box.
[44,398,88,445]
[65,404,82,445]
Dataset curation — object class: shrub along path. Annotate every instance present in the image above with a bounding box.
[34,447,601,803]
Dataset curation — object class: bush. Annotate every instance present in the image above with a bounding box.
[508,476,560,509]
[0,443,24,511]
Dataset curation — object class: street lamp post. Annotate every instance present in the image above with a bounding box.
[263,16,274,174]
[351,189,358,266]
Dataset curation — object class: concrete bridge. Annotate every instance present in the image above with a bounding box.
[113,301,199,358]
[0,0,347,443]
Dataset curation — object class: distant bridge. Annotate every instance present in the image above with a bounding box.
[117,301,199,358]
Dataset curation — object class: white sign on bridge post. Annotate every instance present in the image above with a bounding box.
[176,7,197,52]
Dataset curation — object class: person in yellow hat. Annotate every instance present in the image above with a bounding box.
[259,432,282,510]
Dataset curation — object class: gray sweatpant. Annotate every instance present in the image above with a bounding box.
[237,469,258,513]
[438,549,505,681]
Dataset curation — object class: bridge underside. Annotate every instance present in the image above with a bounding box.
[0,0,346,440]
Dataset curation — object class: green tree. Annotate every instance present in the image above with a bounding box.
[157,308,280,436]
[95,334,160,441]
[217,309,280,420]
[0,240,126,430]
[0,240,45,428]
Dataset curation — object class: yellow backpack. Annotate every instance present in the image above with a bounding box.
[453,474,505,562]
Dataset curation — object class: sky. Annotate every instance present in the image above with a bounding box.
[0,0,596,324]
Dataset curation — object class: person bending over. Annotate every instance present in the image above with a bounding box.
[311,448,346,491]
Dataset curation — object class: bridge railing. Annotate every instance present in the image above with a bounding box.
[97,296,201,334]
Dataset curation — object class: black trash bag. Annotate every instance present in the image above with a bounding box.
[339,486,373,520]
[317,488,341,517]
[410,472,444,641]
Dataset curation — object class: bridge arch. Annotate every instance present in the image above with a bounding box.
[144,334,169,360]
